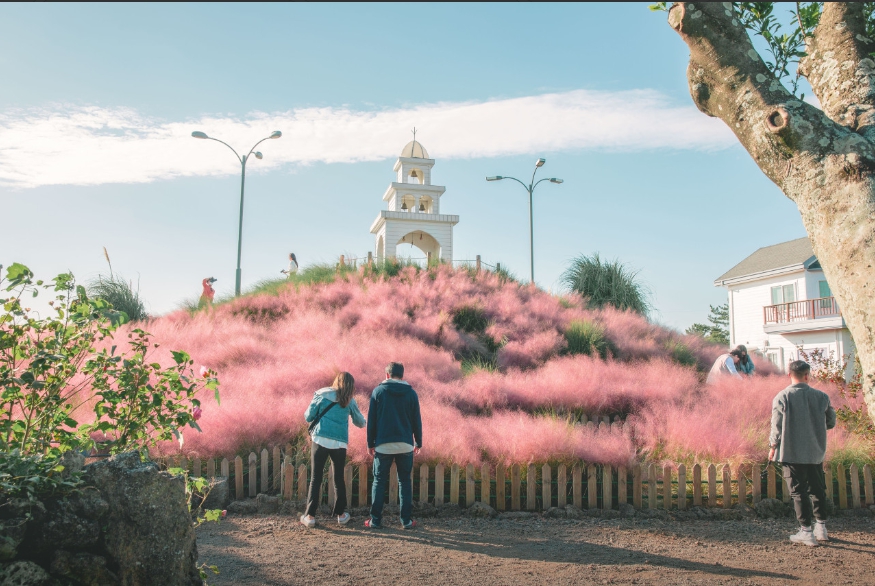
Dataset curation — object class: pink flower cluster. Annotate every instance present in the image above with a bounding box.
[83,266,862,466]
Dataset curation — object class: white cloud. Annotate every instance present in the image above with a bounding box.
[0,89,735,188]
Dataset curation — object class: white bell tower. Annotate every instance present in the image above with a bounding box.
[370,139,459,262]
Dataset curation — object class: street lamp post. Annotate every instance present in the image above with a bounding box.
[486,158,563,283]
[191,130,282,296]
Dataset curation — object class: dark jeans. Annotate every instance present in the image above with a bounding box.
[305,443,347,517]
[782,462,827,527]
[369,451,414,525]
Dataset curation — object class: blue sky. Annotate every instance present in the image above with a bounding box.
[0,2,807,329]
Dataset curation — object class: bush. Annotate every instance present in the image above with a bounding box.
[452,304,489,334]
[88,274,148,322]
[0,263,219,499]
[664,339,697,367]
[561,253,651,315]
[563,320,613,359]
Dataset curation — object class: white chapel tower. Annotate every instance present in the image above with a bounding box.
[370,139,459,262]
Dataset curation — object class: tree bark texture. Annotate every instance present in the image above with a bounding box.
[667,2,875,417]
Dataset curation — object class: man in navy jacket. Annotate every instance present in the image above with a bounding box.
[365,362,423,529]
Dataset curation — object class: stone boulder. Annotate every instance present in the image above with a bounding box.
[618,503,637,518]
[755,498,788,519]
[227,499,257,515]
[0,560,53,586]
[84,452,201,586]
[256,494,279,514]
[466,502,497,519]
[0,519,27,562]
[50,550,117,586]
[201,477,229,511]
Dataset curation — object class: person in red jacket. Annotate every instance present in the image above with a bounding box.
[199,277,217,308]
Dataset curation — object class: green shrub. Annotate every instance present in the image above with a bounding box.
[561,253,651,315]
[452,305,489,334]
[563,320,613,359]
[665,339,697,367]
[88,275,148,322]
[461,355,498,375]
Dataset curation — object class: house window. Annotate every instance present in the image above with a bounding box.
[818,280,831,298]
[770,284,796,304]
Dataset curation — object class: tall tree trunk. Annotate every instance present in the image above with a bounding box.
[666,2,875,419]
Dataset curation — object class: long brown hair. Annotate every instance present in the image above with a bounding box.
[331,372,355,408]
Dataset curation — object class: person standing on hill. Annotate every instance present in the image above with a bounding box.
[281,253,298,278]
[769,360,836,546]
[300,372,366,528]
[735,344,756,376]
[705,348,744,384]
[198,277,217,309]
[365,362,422,530]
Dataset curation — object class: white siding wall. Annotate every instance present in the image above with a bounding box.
[375,220,454,262]
[804,269,827,299]
[729,271,806,348]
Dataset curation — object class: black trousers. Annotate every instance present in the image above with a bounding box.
[305,442,347,517]
[782,462,827,527]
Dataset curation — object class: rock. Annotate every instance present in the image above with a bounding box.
[84,451,201,586]
[599,509,622,519]
[497,511,536,520]
[733,503,757,519]
[0,519,27,561]
[542,507,567,519]
[618,503,637,518]
[435,503,459,518]
[59,451,85,479]
[0,499,46,523]
[49,550,117,586]
[755,498,787,519]
[689,506,713,520]
[0,560,53,585]
[466,502,497,519]
[29,498,101,555]
[411,502,437,518]
[227,500,257,515]
[201,477,229,511]
[68,488,109,521]
[564,505,586,519]
[641,508,670,520]
[256,494,279,514]
[278,501,301,516]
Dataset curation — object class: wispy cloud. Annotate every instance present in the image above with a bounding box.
[0,89,734,188]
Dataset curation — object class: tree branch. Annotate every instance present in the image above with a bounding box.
[667,2,875,194]
[798,3,875,141]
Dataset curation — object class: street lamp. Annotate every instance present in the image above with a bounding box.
[191,129,282,296]
[486,158,563,283]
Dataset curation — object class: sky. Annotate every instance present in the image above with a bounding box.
[0,3,809,330]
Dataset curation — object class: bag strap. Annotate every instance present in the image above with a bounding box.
[308,400,337,433]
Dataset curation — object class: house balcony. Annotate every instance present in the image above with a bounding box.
[763,296,845,334]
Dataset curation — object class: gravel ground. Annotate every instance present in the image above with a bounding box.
[196,510,875,585]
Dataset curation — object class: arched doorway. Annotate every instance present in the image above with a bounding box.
[396,231,440,264]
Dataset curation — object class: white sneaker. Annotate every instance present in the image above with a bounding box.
[337,512,350,525]
[813,521,828,542]
[789,527,818,547]
[299,514,315,528]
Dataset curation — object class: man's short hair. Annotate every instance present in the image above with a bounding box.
[789,360,811,376]
[729,349,744,358]
[386,362,404,379]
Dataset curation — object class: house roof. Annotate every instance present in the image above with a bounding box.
[714,237,816,285]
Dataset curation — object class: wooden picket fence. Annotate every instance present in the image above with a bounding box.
[161,446,875,512]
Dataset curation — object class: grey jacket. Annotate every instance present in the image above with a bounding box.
[769,383,836,464]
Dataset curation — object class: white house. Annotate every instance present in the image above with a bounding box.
[370,140,459,262]
[714,237,854,373]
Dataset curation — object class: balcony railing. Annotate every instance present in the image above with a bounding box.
[763,296,840,325]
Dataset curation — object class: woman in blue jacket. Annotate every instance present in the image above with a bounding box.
[301,372,366,527]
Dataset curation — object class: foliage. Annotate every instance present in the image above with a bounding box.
[560,253,651,316]
[0,263,219,499]
[563,320,613,359]
[88,275,148,322]
[798,347,875,447]
[0,450,81,501]
[167,467,223,584]
[685,303,730,346]
[452,305,489,334]
[664,339,698,368]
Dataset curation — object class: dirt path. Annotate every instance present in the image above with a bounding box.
[196,513,875,585]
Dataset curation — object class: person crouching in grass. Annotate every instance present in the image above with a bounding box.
[301,372,366,528]
[769,360,836,546]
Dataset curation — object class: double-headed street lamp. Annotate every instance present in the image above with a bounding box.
[191,130,282,296]
[487,158,563,284]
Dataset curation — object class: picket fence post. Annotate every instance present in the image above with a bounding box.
[234,457,243,500]
[572,463,583,508]
[677,464,686,510]
[587,464,598,509]
[496,463,506,511]
[850,464,861,509]
[662,466,672,510]
[435,464,445,505]
[480,464,491,507]
[526,464,537,511]
[558,464,568,508]
[751,463,761,504]
[420,464,430,505]
[511,465,521,510]
[692,464,702,507]
[359,463,369,507]
[864,464,874,506]
[467,465,476,507]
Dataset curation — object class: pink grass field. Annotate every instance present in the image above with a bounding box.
[82,266,867,467]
